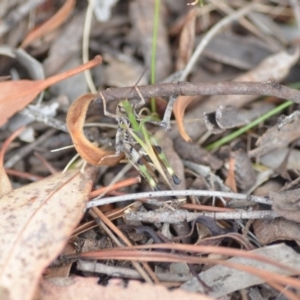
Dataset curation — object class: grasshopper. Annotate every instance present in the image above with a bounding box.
[99,88,181,191]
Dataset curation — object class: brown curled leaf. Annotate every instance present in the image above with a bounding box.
[173,95,197,142]
[21,0,76,48]
[0,55,102,127]
[66,93,123,166]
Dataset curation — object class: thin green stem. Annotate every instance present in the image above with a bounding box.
[205,101,293,151]
[150,0,160,113]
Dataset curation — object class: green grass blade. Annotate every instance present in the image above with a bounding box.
[150,0,160,113]
[205,101,293,151]
[206,82,300,151]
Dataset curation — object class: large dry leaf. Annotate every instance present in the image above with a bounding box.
[21,0,76,48]
[35,277,213,300]
[0,167,95,300]
[181,243,300,297]
[0,55,102,127]
[66,93,123,166]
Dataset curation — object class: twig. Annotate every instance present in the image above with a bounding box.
[90,206,158,283]
[87,189,271,208]
[5,168,43,181]
[0,0,45,37]
[20,107,68,132]
[83,0,97,93]
[95,81,300,104]
[179,3,255,81]
[4,129,56,168]
[209,0,278,48]
[89,176,141,198]
[125,210,278,223]
[77,260,193,282]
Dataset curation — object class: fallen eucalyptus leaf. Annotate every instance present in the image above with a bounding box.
[0,167,96,300]
[0,56,102,127]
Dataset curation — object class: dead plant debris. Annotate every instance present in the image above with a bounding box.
[1,1,300,300]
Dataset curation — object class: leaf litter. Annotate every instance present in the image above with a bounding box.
[0,166,96,300]
[2,1,300,300]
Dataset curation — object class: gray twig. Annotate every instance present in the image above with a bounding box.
[87,189,271,208]
[5,129,56,168]
[95,81,300,104]
[20,107,68,132]
[125,210,278,223]
[0,0,45,37]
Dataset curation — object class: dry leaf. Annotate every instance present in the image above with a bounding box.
[66,93,123,166]
[203,103,274,134]
[225,157,237,192]
[270,188,300,223]
[35,277,213,300]
[230,149,256,191]
[0,127,25,197]
[0,55,102,127]
[45,243,76,278]
[173,95,197,142]
[176,9,197,70]
[129,0,171,81]
[249,116,300,158]
[0,167,96,300]
[173,49,300,141]
[21,0,76,48]
[174,137,223,170]
[181,243,300,297]
[253,218,300,245]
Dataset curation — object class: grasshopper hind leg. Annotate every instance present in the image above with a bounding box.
[150,137,181,185]
[124,143,160,191]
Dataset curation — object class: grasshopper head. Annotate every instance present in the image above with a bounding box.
[117,100,133,116]
[118,100,131,113]
[116,100,128,117]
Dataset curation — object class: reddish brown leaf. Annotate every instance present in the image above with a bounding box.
[66,93,123,166]
[21,0,76,48]
[225,157,237,193]
[0,55,102,127]
[0,167,96,300]
[173,95,197,142]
